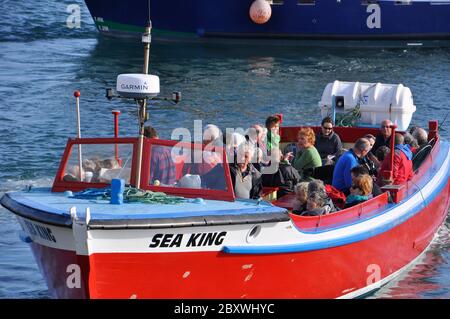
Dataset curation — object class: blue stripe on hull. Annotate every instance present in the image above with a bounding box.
[84,0,450,39]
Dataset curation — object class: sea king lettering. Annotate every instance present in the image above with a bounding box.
[149,231,227,248]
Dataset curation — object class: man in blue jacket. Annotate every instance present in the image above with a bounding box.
[332,138,371,195]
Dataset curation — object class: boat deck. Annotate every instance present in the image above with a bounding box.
[1,189,289,229]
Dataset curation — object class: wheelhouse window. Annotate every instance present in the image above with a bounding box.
[148,144,228,192]
[63,143,133,184]
[268,0,284,5]
[361,0,378,4]
[394,1,412,5]
[298,0,315,5]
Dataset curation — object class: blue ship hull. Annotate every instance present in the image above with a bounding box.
[84,0,450,41]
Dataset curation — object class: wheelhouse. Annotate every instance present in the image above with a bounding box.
[52,137,235,201]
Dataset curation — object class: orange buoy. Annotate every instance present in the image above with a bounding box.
[249,0,272,25]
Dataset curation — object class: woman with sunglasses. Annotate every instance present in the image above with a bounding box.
[344,174,373,208]
[315,117,343,165]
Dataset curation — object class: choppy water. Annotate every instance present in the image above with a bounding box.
[0,0,449,299]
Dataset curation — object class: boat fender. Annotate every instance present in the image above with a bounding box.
[250,0,272,24]
[110,178,125,205]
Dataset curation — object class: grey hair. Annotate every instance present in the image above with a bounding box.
[308,179,325,194]
[203,124,222,142]
[308,191,326,207]
[354,138,371,152]
[403,132,419,149]
[235,141,254,163]
[294,182,309,195]
[381,119,393,127]
[412,128,428,146]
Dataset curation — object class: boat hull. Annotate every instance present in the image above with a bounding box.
[3,138,449,299]
[10,176,449,298]
[82,181,450,299]
[84,0,450,42]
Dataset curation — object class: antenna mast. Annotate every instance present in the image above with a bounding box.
[135,2,152,188]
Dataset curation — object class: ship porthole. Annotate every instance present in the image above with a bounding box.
[246,225,261,243]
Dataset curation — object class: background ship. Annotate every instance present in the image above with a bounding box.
[84,0,450,44]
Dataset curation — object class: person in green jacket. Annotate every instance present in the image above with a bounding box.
[291,127,322,181]
[265,115,281,154]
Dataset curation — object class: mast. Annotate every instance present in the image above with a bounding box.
[135,20,152,188]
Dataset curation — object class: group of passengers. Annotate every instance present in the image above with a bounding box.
[143,115,429,216]
[64,156,121,183]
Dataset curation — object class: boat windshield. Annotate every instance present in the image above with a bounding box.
[63,142,134,184]
[53,137,235,201]
[147,143,228,191]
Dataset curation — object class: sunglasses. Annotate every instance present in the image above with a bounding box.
[322,126,333,130]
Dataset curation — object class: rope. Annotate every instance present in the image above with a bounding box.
[335,105,361,127]
[122,187,186,204]
[71,186,186,205]
[409,179,427,209]
[334,83,378,127]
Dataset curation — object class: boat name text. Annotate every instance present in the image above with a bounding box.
[23,219,57,243]
[149,231,227,248]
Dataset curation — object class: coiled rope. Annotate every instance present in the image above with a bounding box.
[71,186,186,205]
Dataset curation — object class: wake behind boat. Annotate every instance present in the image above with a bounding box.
[1,21,449,299]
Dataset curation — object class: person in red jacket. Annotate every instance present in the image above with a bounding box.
[378,133,414,186]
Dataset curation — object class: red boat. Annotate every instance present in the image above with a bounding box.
[1,25,449,299]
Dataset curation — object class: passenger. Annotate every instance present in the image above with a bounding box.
[345,174,373,208]
[375,146,390,163]
[378,133,414,186]
[412,127,429,150]
[225,132,246,164]
[403,132,419,153]
[144,125,158,138]
[203,124,222,146]
[315,116,343,165]
[332,138,371,195]
[307,179,337,214]
[301,192,327,216]
[292,182,309,215]
[145,126,176,186]
[409,126,419,135]
[229,143,262,200]
[199,162,227,191]
[372,119,393,154]
[292,128,322,181]
[63,164,84,182]
[144,125,158,139]
[97,158,121,183]
[245,124,268,171]
[364,134,379,163]
[197,124,223,175]
[100,158,120,169]
[350,165,382,197]
[360,133,378,176]
[265,115,281,154]
[261,148,301,198]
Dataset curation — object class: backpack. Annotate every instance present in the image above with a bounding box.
[325,184,347,209]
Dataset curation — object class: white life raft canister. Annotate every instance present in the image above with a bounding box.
[319,81,417,131]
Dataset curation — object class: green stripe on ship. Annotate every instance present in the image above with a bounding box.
[94,20,196,38]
